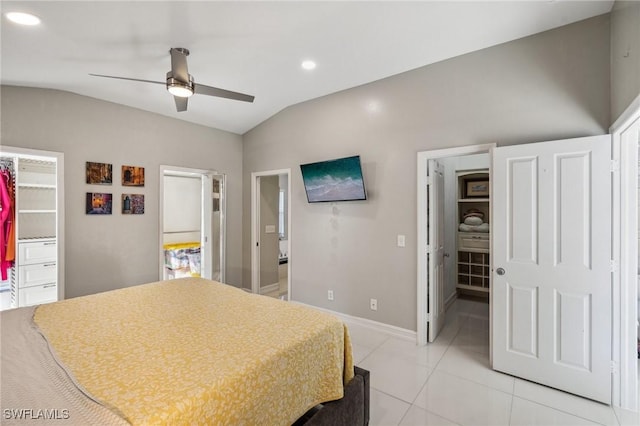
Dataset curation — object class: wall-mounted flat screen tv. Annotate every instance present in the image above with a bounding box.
[300,155,367,203]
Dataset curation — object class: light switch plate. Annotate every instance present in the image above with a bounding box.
[397,234,406,247]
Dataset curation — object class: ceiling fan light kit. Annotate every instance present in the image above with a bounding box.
[166,74,194,98]
[89,47,254,112]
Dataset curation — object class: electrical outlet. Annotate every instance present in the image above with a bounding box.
[328,290,334,301]
[370,298,378,311]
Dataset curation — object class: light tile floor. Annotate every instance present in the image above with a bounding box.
[344,298,640,426]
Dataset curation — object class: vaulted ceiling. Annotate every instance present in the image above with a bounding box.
[1,1,614,134]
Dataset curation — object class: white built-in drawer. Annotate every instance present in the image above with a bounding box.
[18,283,57,307]
[458,232,490,251]
[19,240,56,265]
[18,263,57,288]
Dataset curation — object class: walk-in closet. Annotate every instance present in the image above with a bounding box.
[0,147,64,310]
[440,153,491,305]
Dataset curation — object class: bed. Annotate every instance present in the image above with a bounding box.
[0,278,369,425]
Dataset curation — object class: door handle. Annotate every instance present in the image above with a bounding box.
[496,267,505,276]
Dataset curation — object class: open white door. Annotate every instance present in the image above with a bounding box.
[492,135,612,403]
[428,159,446,342]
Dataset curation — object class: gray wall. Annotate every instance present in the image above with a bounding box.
[259,175,280,288]
[242,15,611,330]
[610,1,640,122]
[0,87,244,298]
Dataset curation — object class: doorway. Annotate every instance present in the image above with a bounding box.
[419,131,640,409]
[251,169,291,300]
[417,144,495,345]
[159,166,226,282]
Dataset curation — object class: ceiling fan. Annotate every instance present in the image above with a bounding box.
[90,47,254,112]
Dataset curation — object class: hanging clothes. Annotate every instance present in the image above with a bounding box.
[4,170,15,263]
[0,168,14,281]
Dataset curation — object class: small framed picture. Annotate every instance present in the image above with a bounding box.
[122,165,145,187]
[86,162,112,185]
[122,194,144,215]
[465,179,489,198]
[86,193,112,214]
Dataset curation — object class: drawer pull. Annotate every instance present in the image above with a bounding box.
[43,263,56,268]
[43,242,56,246]
[43,284,56,288]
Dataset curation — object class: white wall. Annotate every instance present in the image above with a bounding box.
[163,175,201,244]
[242,15,611,330]
[0,87,244,298]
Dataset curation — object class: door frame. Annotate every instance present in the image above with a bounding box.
[159,165,226,282]
[417,143,495,346]
[611,93,640,411]
[251,169,292,299]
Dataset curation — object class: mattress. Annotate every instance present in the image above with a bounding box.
[2,278,354,425]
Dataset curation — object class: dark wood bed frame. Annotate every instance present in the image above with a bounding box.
[295,366,370,426]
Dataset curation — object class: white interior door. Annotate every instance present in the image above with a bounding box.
[492,135,612,403]
[428,159,445,342]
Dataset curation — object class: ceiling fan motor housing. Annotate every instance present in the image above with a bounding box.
[166,72,194,97]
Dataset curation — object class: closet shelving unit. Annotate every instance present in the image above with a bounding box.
[14,159,58,307]
[0,149,63,310]
[456,170,491,294]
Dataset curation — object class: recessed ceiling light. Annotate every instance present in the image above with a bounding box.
[6,12,41,26]
[301,60,316,71]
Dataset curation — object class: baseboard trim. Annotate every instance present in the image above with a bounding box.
[259,283,279,295]
[293,302,417,341]
[444,292,457,311]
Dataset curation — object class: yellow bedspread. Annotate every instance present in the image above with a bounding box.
[34,278,354,425]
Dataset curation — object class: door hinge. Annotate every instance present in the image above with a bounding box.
[610,360,617,374]
[426,313,431,322]
[610,160,619,173]
[610,260,618,273]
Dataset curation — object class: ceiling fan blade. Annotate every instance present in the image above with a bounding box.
[194,83,255,103]
[169,48,190,82]
[89,73,165,85]
[174,96,188,112]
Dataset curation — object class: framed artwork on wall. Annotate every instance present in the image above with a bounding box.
[122,194,144,214]
[86,193,112,214]
[86,162,112,185]
[122,165,145,187]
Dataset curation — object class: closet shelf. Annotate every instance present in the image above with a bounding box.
[18,236,56,242]
[459,273,489,279]
[18,210,56,214]
[456,284,489,293]
[18,183,56,189]
[458,198,489,202]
